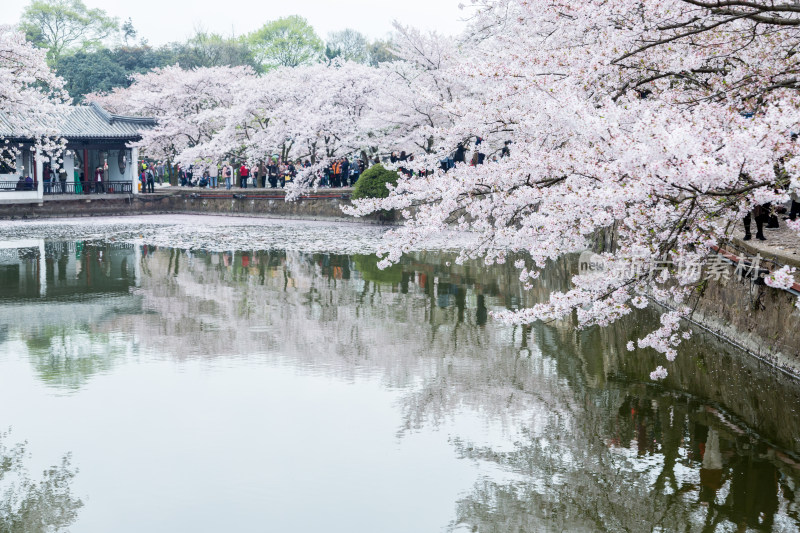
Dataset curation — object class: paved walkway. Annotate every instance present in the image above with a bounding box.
[731,219,800,269]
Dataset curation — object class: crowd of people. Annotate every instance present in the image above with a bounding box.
[134,137,513,193]
[140,157,368,191]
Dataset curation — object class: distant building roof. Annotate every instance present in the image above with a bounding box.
[0,102,156,142]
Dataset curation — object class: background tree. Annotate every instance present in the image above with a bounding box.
[366,39,397,67]
[247,15,323,70]
[364,24,464,156]
[87,65,253,163]
[121,17,136,46]
[171,29,258,70]
[19,0,119,62]
[325,29,368,64]
[55,45,175,101]
[55,49,128,99]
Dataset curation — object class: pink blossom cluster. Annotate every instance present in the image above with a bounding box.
[650,367,669,381]
[764,266,798,291]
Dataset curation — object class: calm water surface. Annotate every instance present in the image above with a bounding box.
[1,218,800,532]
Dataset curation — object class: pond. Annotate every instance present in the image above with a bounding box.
[0,216,799,533]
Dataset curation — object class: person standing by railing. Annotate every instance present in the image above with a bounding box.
[278,159,288,188]
[43,165,51,194]
[259,161,267,188]
[223,162,232,190]
[268,159,278,188]
[156,161,165,185]
[146,166,155,193]
[73,168,82,194]
[208,163,218,189]
[95,166,104,193]
[239,163,249,189]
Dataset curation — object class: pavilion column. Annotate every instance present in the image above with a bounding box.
[64,151,74,192]
[130,146,140,195]
[64,151,75,177]
[35,152,43,201]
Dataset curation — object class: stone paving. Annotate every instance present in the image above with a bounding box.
[731,218,800,269]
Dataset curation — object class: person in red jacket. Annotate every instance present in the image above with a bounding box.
[239,163,249,189]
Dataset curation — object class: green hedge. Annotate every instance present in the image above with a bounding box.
[351,164,400,200]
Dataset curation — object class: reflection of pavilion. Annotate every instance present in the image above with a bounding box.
[0,240,45,297]
[0,240,138,301]
[0,240,143,389]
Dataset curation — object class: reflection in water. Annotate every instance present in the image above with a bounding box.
[0,430,82,533]
[450,384,799,532]
[0,241,140,388]
[1,237,800,532]
[25,328,137,390]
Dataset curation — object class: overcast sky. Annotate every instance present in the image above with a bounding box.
[1,0,468,45]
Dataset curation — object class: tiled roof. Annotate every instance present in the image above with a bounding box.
[0,103,156,140]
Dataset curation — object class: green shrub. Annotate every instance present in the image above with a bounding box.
[351,164,399,200]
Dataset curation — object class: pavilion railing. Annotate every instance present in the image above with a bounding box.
[0,180,133,194]
[42,181,133,195]
[0,180,37,192]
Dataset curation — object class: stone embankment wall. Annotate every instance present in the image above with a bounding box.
[687,269,800,376]
[0,190,397,224]
[588,225,800,376]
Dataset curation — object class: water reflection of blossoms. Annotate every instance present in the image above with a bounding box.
[4,241,800,531]
[450,387,799,533]
[0,430,82,533]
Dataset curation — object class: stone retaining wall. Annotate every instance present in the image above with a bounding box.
[0,191,397,224]
[687,270,800,376]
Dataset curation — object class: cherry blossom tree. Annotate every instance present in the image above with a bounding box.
[343,0,800,379]
[95,1,800,379]
[93,61,383,183]
[367,23,466,156]
[0,25,67,172]
[201,61,381,168]
[87,65,254,165]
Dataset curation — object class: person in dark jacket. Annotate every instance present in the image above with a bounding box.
[341,158,350,187]
[146,167,155,193]
[453,143,467,164]
[268,160,278,188]
[259,162,268,188]
[322,165,330,188]
[350,158,361,186]
[94,166,104,193]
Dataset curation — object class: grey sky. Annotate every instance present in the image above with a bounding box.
[1,0,468,45]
